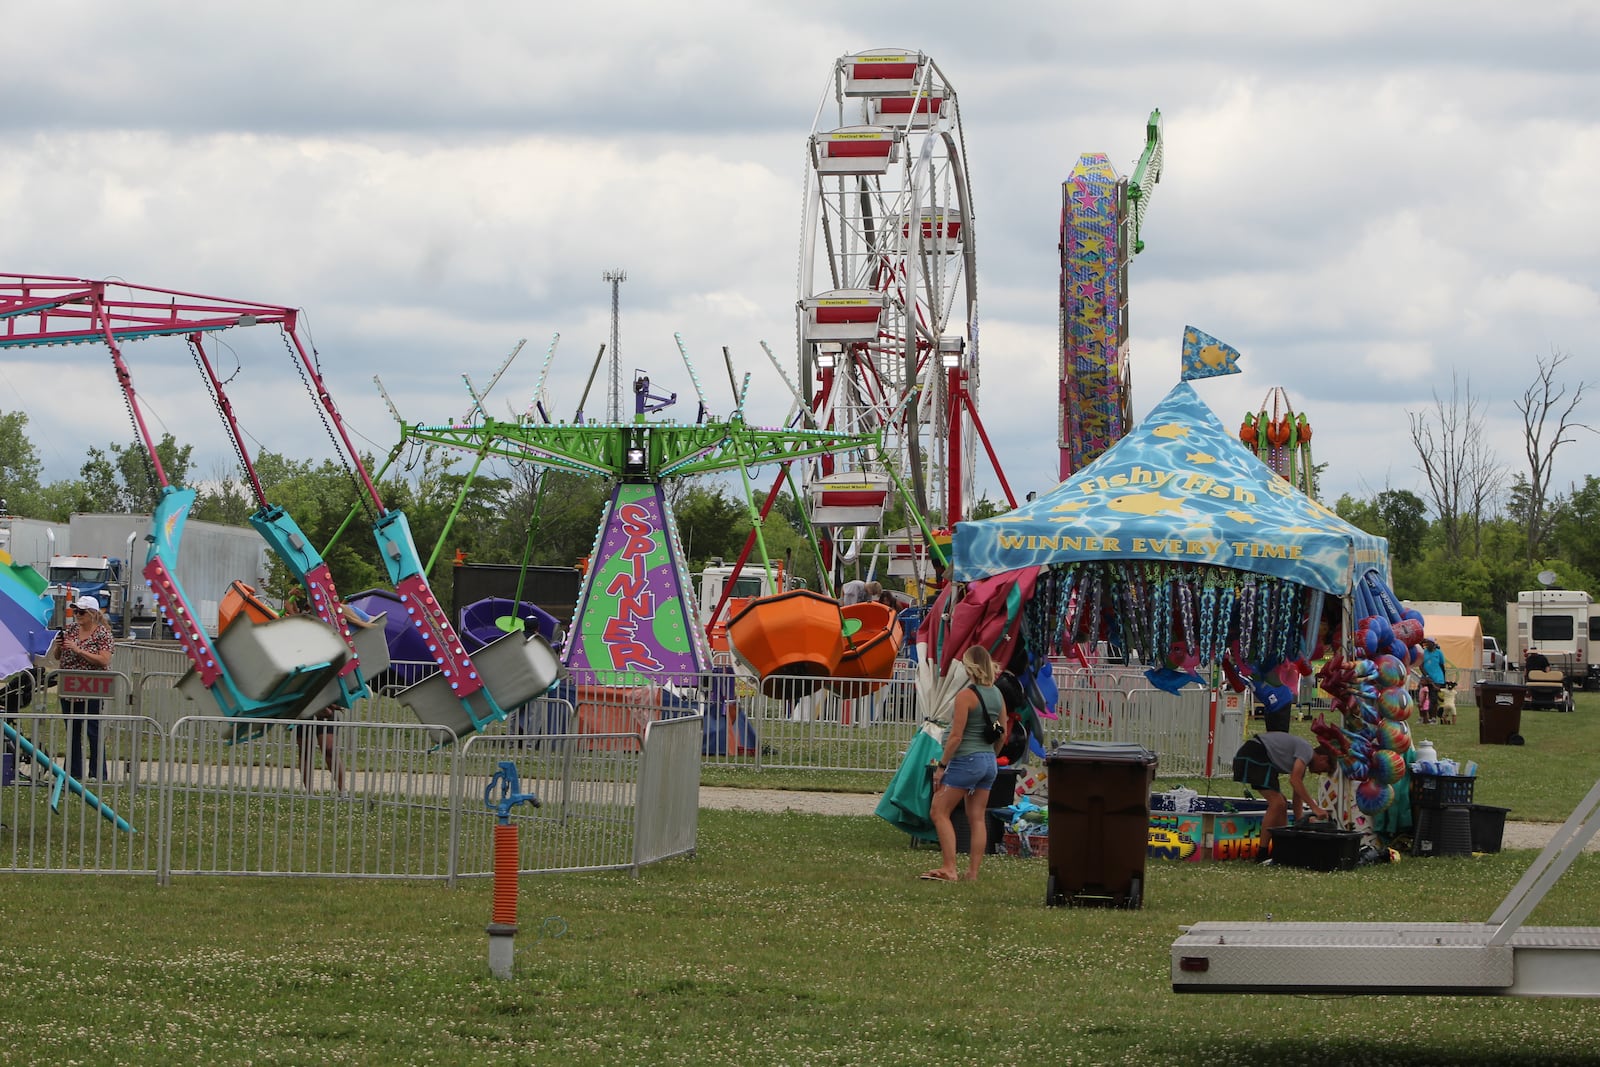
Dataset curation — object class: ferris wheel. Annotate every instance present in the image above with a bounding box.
[797,49,981,575]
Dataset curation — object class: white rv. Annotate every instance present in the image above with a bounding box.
[1505,589,1596,689]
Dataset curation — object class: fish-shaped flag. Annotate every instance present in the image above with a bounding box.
[1180,326,1242,380]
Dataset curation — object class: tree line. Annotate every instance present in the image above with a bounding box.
[0,412,829,604]
[1333,350,1596,644]
[1,348,1590,638]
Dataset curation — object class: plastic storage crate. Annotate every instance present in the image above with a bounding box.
[1412,774,1476,809]
[1414,806,1474,857]
[1269,825,1362,871]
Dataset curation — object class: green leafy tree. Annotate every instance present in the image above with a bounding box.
[81,435,195,513]
[0,410,43,514]
[453,462,607,572]
[28,479,94,521]
[674,483,751,571]
[1552,475,1600,582]
[254,456,384,601]
[968,494,1010,521]
[1375,489,1429,567]
[1332,493,1381,535]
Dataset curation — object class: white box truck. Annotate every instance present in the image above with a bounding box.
[67,513,270,637]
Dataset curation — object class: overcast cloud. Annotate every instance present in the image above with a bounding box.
[3,0,1596,515]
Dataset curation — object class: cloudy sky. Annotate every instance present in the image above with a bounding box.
[3,1,1597,517]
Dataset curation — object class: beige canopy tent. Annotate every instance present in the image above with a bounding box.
[1421,613,1483,679]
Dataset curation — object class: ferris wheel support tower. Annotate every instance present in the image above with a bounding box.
[796,50,1012,586]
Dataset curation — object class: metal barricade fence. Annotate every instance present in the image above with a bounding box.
[632,714,703,867]
[163,716,463,882]
[0,712,165,876]
[728,669,920,773]
[1048,671,1136,743]
[112,639,194,683]
[1121,687,1241,777]
[452,714,702,879]
[1043,671,1241,778]
[0,700,700,882]
[134,671,191,731]
[532,665,922,775]
[454,728,641,879]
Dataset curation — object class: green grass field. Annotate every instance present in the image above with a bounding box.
[1,810,1596,1066]
[1,689,1596,1064]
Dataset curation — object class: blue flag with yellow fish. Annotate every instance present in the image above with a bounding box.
[1180,326,1241,380]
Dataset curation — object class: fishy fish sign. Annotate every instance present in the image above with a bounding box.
[952,382,1387,594]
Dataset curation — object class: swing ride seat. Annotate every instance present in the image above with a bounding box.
[727,589,848,699]
[288,611,392,717]
[806,471,891,526]
[397,628,564,740]
[827,600,904,697]
[175,613,351,720]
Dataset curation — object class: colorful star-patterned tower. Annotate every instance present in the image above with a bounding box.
[1059,110,1162,479]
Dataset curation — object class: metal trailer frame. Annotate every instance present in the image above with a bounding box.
[1171,770,1600,997]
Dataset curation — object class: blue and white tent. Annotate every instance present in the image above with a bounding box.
[953,381,1388,596]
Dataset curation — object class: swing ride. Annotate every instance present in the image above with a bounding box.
[0,272,553,740]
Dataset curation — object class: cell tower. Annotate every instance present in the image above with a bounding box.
[603,269,626,424]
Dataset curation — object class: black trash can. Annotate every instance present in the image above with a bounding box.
[1469,803,1511,854]
[1045,741,1158,908]
[1475,682,1526,745]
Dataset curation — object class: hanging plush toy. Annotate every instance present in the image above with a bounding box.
[1144,638,1203,694]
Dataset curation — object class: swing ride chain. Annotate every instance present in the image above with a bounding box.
[190,335,252,491]
[118,381,159,501]
[280,325,374,524]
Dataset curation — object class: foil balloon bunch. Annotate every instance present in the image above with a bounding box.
[1314,641,1413,815]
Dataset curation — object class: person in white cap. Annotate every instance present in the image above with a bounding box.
[50,596,114,781]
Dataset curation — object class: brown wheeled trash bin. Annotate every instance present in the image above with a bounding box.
[1475,682,1527,745]
[1045,741,1158,908]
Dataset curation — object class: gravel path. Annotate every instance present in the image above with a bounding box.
[698,787,1594,851]
[699,786,880,817]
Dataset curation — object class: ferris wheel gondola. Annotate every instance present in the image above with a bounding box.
[797,49,980,578]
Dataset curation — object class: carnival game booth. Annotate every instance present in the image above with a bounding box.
[950,382,1393,784]
[957,380,1386,701]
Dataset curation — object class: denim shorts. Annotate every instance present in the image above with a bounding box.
[943,751,998,793]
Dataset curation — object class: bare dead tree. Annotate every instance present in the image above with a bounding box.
[1408,372,1501,556]
[1515,348,1593,564]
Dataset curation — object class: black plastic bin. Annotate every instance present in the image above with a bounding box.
[1270,824,1363,871]
[1475,682,1526,745]
[1413,806,1474,857]
[1045,741,1157,908]
[1469,804,1511,854]
[947,767,1020,855]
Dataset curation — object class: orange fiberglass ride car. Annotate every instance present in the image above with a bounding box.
[728,590,904,699]
[828,600,905,697]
